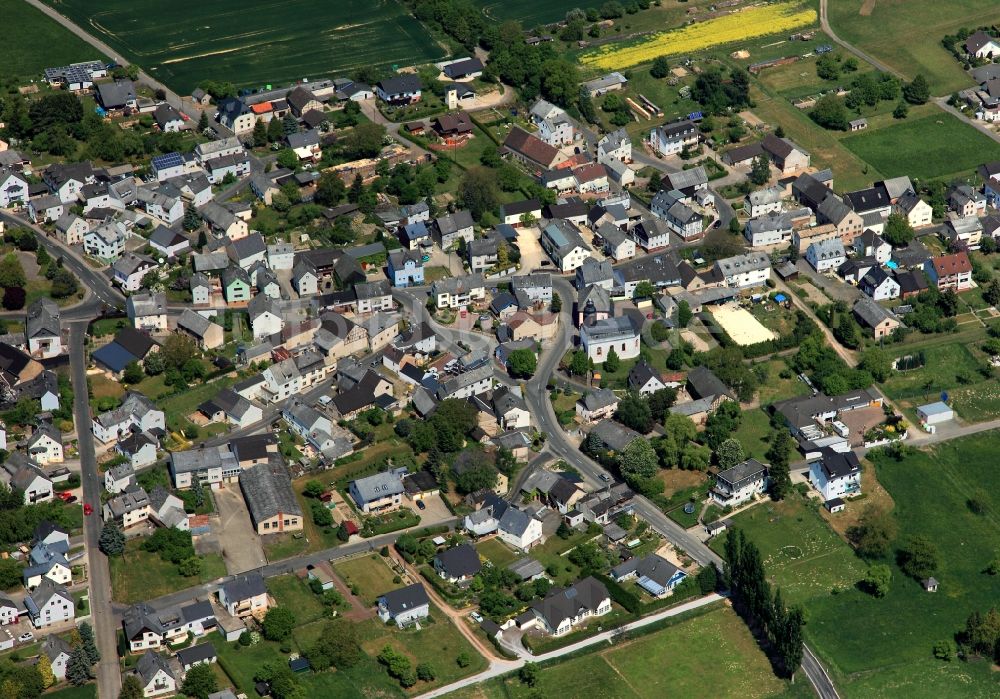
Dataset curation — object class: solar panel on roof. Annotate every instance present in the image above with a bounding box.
[152,152,183,170]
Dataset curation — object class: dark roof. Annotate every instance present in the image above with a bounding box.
[443,58,484,79]
[434,543,482,578]
[379,582,429,616]
[502,127,559,167]
[115,327,157,358]
[402,470,438,495]
[896,269,929,295]
[176,643,217,666]
[844,185,890,213]
[377,75,422,96]
[92,342,139,373]
[813,447,861,479]
[221,572,267,603]
[239,461,302,524]
[531,577,608,630]
[686,366,734,401]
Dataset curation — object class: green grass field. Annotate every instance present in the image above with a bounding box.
[334,554,402,606]
[446,605,795,699]
[880,342,982,401]
[45,686,97,699]
[729,408,774,462]
[800,435,1000,696]
[826,0,1000,95]
[267,574,328,625]
[710,494,867,606]
[110,540,227,603]
[841,112,1000,180]
[475,538,517,567]
[0,0,102,79]
[44,0,447,93]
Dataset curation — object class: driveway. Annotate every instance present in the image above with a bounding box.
[795,259,861,304]
[514,226,545,273]
[404,493,451,525]
[213,485,268,574]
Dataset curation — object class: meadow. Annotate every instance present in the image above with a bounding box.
[826,0,1000,95]
[0,0,101,80]
[445,605,802,699]
[580,2,817,71]
[841,112,1000,180]
[44,0,447,93]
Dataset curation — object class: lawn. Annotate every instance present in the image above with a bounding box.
[753,358,812,406]
[267,574,327,625]
[446,605,793,699]
[729,408,774,462]
[842,111,1000,180]
[0,0,102,79]
[528,528,598,586]
[826,0,1000,94]
[879,342,982,402]
[334,554,402,606]
[799,435,1000,696]
[44,687,97,699]
[475,538,517,568]
[709,493,867,606]
[44,0,448,93]
[109,540,227,603]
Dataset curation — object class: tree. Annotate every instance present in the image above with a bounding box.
[66,645,91,685]
[267,116,284,143]
[415,662,435,682]
[79,621,100,664]
[568,350,591,376]
[180,663,218,699]
[120,675,145,699]
[519,663,539,687]
[604,346,620,372]
[37,654,54,689]
[507,348,537,378]
[315,172,347,207]
[122,361,144,384]
[261,607,296,641]
[984,279,1000,307]
[765,430,795,500]
[847,505,896,558]
[614,393,652,433]
[677,299,692,328]
[893,101,909,119]
[344,121,385,158]
[633,281,656,299]
[858,348,892,382]
[716,438,745,468]
[650,56,670,79]
[834,314,862,349]
[276,148,299,170]
[903,74,930,104]
[749,154,770,186]
[252,119,268,147]
[0,254,25,289]
[647,387,677,422]
[550,292,562,313]
[459,167,500,221]
[160,333,198,370]
[697,565,718,594]
[306,619,362,670]
[933,639,955,661]
[882,213,914,247]
[898,535,939,580]
[337,521,350,542]
[454,462,498,494]
[809,94,849,130]
[182,206,202,232]
[99,521,126,557]
[862,564,892,597]
[197,110,209,132]
[618,439,659,490]
[303,480,325,498]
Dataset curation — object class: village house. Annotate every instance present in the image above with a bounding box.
[377,583,429,627]
[648,120,699,157]
[924,252,973,291]
[710,459,769,507]
[218,573,269,618]
[526,577,611,636]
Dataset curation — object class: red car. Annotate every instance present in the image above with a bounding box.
[83,503,93,516]
[57,491,73,501]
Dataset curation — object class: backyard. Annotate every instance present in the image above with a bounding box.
[334,554,404,607]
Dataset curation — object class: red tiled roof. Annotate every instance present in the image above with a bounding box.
[931,252,972,276]
[502,127,559,168]
[573,163,607,183]
[250,102,273,114]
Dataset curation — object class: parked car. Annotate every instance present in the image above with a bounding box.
[65,496,78,505]
[599,473,612,483]
[17,633,33,643]
[469,611,483,623]
[57,491,73,501]
[416,500,426,510]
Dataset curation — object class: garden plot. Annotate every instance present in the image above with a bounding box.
[709,305,776,346]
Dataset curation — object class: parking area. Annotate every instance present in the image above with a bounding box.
[402,493,451,524]
[212,485,268,574]
[795,260,861,304]
[515,226,546,272]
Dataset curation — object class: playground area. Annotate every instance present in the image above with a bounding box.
[710,304,777,346]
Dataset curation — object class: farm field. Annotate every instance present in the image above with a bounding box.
[826,0,1000,95]
[801,436,1000,697]
[0,0,102,79]
[444,604,801,699]
[43,0,447,93]
[580,2,818,71]
[841,111,1000,180]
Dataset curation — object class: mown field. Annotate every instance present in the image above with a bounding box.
[44,0,447,93]
[0,0,102,79]
[445,604,805,699]
[841,112,1000,180]
[473,0,590,25]
[826,0,1000,95]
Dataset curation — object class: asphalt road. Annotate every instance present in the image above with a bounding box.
[69,322,121,697]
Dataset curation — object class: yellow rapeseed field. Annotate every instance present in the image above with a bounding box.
[581,2,818,71]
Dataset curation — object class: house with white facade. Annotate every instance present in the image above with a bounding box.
[710,459,769,507]
[809,447,861,501]
[580,316,640,362]
[527,577,611,636]
[24,579,74,628]
[377,583,429,627]
[648,120,699,157]
[714,252,771,288]
[805,238,846,272]
[540,220,591,272]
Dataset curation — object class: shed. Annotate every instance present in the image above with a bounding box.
[922,577,939,592]
[916,402,954,426]
[288,657,311,673]
[825,498,846,514]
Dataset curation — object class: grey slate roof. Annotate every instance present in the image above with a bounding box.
[239,460,301,523]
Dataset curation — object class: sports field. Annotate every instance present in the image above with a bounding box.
[0,0,102,80]
[827,0,1000,95]
[842,112,1000,180]
[710,305,776,346]
[43,0,447,93]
